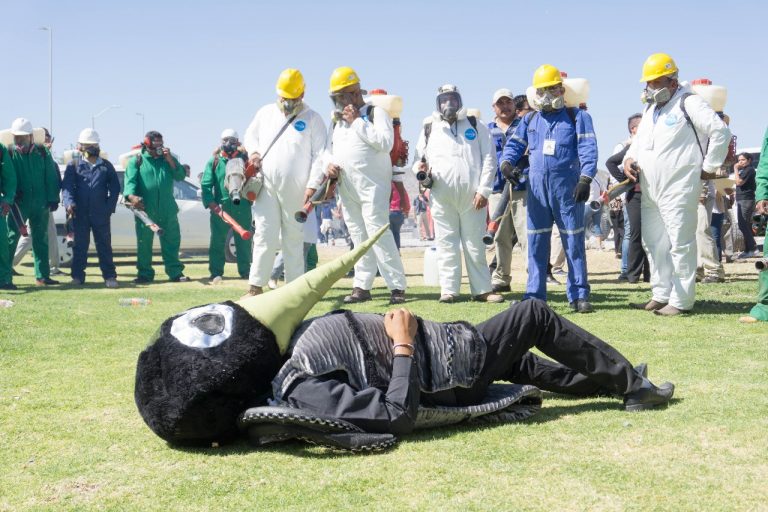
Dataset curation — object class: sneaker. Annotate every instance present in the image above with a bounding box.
[552,269,567,276]
[35,278,59,286]
[210,276,223,285]
[653,305,690,316]
[389,289,406,305]
[546,274,561,285]
[242,285,263,298]
[473,292,504,303]
[70,278,83,285]
[569,299,594,313]
[343,287,371,304]
[736,250,757,260]
[132,276,152,284]
[439,293,458,303]
[170,275,190,282]
[630,300,667,311]
[105,278,119,289]
[491,283,511,293]
[267,279,278,290]
[0,283,17,290]
[50,268,66,276]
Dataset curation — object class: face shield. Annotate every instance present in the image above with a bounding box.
[436,90,462,123]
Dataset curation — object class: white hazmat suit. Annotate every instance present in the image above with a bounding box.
[311,103,407,292]
[243,103,326,287]
[625,83,730,310]
[412,110,496,296]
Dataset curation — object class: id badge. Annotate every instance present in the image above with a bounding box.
[543,139,556,156]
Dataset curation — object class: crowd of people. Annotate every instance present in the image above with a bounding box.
[1,53,766,321]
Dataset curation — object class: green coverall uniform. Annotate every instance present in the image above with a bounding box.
[7,145,59,280]
[0,144,18,286]
[123,149,186,281]
[199,152,253,278]
[747,126,768,321]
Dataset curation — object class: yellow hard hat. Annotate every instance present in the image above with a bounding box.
[532,64,563,89]
[329,66,360,93]
[640,53,678,82]
[276,68,305,99]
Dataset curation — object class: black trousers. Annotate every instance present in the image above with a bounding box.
[453,299,643,403]
[626,192,650,283]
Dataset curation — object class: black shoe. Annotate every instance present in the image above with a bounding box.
[546,274,560,285]
[624,380,675,411]
[0,283,17,290]
[343,287,371,304]
[618,273,628,282]
[491,283,511,293]
[570,299,594,313]
[170,275,190,282]
[389,289,406,305]
[35,278,59,286]
[132,276,152,284]
[635,362,648,379]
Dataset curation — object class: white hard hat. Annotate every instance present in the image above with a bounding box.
[10,118,33,136]
[220,128,238,140]
[78,128,100,144]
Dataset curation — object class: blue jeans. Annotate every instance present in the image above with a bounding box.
[710,212,724,261]
[583,204,603,237]
[389,211,405,250]
[621,205,630,275]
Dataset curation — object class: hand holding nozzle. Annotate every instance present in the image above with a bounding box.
[416,157,433,188]
[625,160,641,182]
[296,176,337,223]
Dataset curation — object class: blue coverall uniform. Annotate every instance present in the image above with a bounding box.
[62,157,121,283]
[501,107,598,303]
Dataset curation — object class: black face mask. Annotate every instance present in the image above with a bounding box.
[84,146,100,157]
[221,140,238,155]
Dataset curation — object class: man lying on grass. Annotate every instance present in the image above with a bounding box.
[135,226,674,452]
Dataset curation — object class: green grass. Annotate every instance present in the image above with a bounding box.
[0,250,766,511]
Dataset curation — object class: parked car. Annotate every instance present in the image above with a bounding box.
[53,168,248,267]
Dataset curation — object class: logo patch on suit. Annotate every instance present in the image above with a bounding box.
[464,128,477,140]
[294,120,306,132]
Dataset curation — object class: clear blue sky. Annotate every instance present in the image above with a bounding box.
[2,0,766,175]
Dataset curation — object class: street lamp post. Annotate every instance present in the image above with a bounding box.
[38,27,52,133]
[136,112,145,137]
[91,105,121,129]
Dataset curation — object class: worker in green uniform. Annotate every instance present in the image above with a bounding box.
[0,140,17,289]
[123,131,188,283]
[6,118,60,286]
[740,126,768,323]
[200,129,253,282]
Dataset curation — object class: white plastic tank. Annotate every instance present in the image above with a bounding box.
[366,89,403,119]
[526,72,590,110]
[465,108,483,120]
[119,148,141,169]
[691,78,727,112]
[0,129,12,146]
[563,78,590,108]
[0,127,46,146]
[62,149,82,165]
[423,246,440,287]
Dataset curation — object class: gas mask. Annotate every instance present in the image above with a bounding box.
[278,97,303,116]
[533,91,565,112]
[220,137,239,155]
[436,87,462,124]
[14,136,32,153]
[83,145,101,157]
[640,86,672,105]
[148,141,164,156]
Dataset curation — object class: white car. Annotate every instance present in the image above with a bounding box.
[53,168,247,267]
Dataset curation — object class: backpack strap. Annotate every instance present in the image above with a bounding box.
[565,107,578,125]
[423,121,433,150]
[467,115,478,130]
[212,155,219,173]
[678,92,705,158]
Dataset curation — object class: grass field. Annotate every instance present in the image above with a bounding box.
[1,246,765,511]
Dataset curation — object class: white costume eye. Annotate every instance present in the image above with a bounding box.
[170,304,234,349]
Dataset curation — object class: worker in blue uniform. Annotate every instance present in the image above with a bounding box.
[500,64,598,313]
[61,129,121,287]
